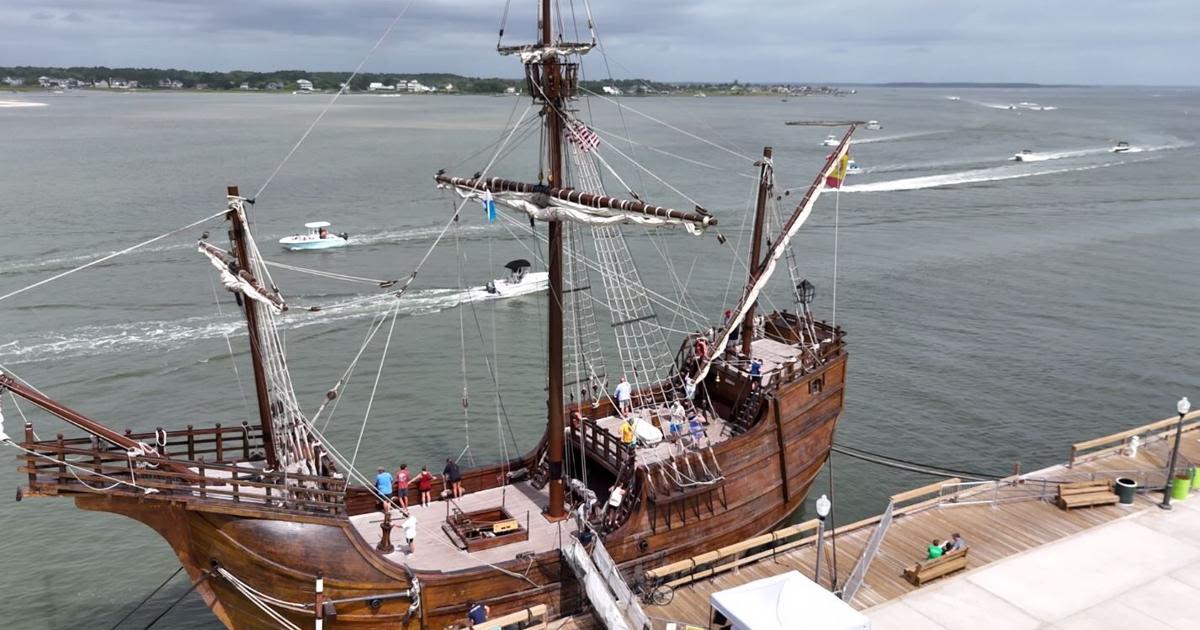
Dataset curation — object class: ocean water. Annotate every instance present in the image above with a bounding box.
[1,86,1198,628]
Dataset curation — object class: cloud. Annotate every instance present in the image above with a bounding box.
[0,0,1197,84]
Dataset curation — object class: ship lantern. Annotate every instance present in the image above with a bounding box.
[796,279,816,306]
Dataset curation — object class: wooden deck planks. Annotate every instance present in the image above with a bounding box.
[637,424,1200,624]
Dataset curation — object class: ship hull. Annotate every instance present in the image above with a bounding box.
[64,350,844,629]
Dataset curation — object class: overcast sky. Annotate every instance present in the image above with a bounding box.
[3,0,1196,85]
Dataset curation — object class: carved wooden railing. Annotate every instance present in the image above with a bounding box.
[568,418,633,475]
[17,424,345,517]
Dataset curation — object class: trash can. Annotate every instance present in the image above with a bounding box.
[1114,477,1137,505]
[1192,467,1200,489]
[1170,474,1192,501]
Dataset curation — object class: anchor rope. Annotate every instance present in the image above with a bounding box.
[104,566,183,630]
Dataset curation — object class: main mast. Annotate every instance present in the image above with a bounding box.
[540,0,566,519]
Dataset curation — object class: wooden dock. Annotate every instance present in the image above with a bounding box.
[594,411,1200,628]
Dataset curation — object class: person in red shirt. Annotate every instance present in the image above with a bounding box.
[393,463,412,510]
[417,466,435,507]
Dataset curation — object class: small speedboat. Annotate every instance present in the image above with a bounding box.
[1111,141,1131,153]
[1012,149,1036,162]
[821,135,838,147]
[846,159,862,175]
[470,259,548,300]
[865,120,881,130]
[279,221,349,251]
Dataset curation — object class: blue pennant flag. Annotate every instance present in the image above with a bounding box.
[482,189,496,223]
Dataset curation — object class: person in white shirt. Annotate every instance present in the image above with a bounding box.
[613,376,632,414]
[403,514,418,554]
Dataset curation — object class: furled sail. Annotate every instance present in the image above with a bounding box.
[694,127,856,383]
[197,241,287,314]
[435,174,716,235]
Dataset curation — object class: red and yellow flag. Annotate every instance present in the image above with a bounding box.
[825,152,851,189]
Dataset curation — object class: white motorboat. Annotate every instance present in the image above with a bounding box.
[469,259,548,300]
[846,159,862,175]
[865,120,881,130]
[278,221,349,251]
[821,134,838,147]
[1011,149,1036,162]
[1111,141,1131,153]
[946,96,961,101]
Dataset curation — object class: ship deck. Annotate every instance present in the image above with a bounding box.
[348,481,578,572]
[590,409,732,468]
[602,413,1200,629]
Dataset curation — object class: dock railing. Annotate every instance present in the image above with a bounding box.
[1069,410,1200,467]
[643,477,964,595]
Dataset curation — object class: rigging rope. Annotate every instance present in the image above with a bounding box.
[105,566,183,630]
[263,259,395,286]
[252,0,418,201]
[0,210,227,305]
[349,299,401,470]
[579,87,755,163]
[137,570,210,630]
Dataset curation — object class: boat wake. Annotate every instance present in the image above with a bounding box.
[0,224,492,277]
[972,101,1058,111]
[0,284,538,363]
[0,100,48,108]
[840,158,1152,193]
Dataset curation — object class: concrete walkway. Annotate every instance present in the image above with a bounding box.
[867,496,1200,630]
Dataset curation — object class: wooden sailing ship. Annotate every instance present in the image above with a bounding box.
[5,2,857,628]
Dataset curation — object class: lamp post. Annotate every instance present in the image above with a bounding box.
[1160,397,1191,510]
[814,493,831,587]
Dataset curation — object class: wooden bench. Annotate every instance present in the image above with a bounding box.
[1055,480,1119,510]
[904,547,969,586]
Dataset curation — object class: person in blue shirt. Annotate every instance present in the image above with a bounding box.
[375,466,394,510]
[467,601,490,625]
[749,358,763,389]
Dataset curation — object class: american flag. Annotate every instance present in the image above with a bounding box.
[568,122,601,152]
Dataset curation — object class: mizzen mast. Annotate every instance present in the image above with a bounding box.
[742,147,773,357]
[224,186,279,470]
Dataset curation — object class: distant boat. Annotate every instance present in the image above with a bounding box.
[1111,141,1131,153]
[846,159,862,175]
[278,221,349,251]
[865,120,881,130]
[470,259,548,299]
[1012,149,1036,161]
[946,96,961,101]
[821,134,839,147]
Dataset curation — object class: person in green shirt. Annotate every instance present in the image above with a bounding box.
[927,539,944,560]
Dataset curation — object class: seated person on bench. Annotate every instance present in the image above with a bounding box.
[927,539,944,560]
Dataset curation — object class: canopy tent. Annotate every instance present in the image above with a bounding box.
[709,571,870,630]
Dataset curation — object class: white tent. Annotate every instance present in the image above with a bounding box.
[709,570,870,630]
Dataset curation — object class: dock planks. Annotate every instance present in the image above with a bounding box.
[630,423,1200,627]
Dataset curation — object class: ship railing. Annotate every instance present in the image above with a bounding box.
[569,417,635,475]
[1068,410,1200,467]
[17,431,346,517]
[19,422,266,465]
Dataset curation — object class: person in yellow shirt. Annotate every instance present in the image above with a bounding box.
[620,415,636,449]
